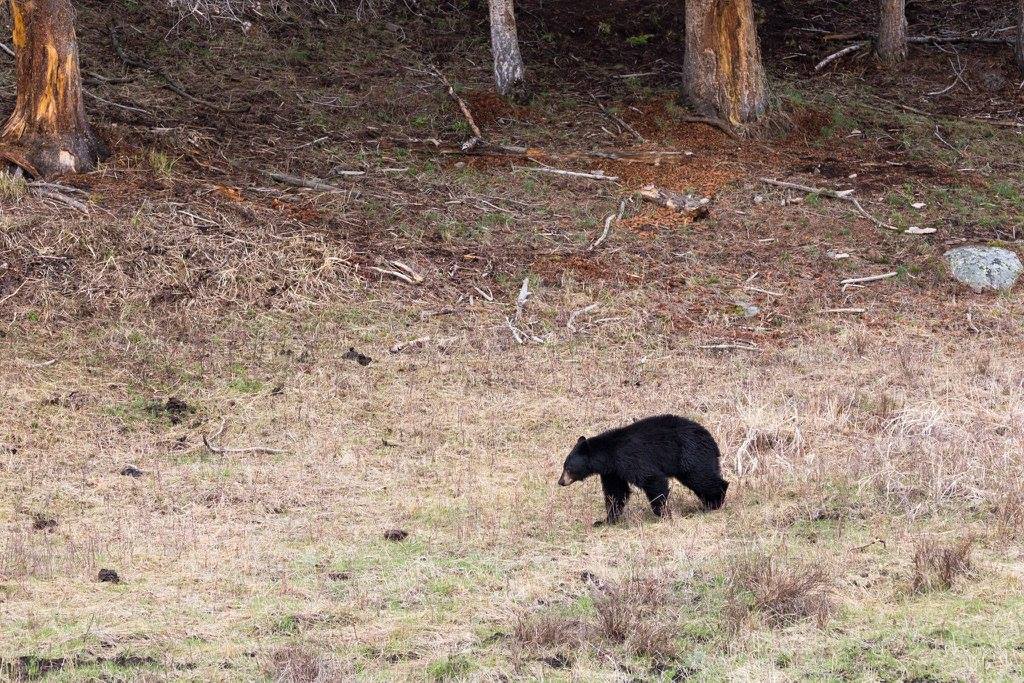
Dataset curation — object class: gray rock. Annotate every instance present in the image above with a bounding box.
[944,246,1022,292]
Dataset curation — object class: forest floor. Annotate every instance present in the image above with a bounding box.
[2,0,1024,680]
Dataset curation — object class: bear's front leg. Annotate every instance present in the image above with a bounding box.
[642,477,671,518]
[597,473,631,525]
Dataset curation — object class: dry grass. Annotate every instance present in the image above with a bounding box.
[1,1,1024,679]
[725,549,834,630]
[261,646,350,683]
[911,536,975,593]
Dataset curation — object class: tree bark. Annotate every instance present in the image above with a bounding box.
[489,0,525,97]
[1017,0,1024,72]
[877,0,908,66]
[682,0,766,126]
[0,0,106,178]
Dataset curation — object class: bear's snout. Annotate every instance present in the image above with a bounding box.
[558,469,575,486]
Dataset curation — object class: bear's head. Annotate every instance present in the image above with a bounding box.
[558,436,595,486]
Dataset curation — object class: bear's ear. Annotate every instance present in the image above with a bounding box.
[577,435,587,444]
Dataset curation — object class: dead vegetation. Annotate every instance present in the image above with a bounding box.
[911,536,975,593]
[725,549,834,631]
[0,0,1023,679]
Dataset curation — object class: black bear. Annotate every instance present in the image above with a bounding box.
[558,414,728,524]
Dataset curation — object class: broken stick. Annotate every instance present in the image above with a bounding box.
[760,177,902,233]
[431,67,484,141]
[589,199,628,251]
[638,185,711,217]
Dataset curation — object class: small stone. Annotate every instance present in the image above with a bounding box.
[98,569,121,584]
[944,246,1022,292]
[912,202,926,210]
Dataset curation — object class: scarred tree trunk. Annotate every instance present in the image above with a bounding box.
[489,0,525,97]
[1017,0,1024,72]
[877,0,908,66]
[0,0,106,178]
[683,0,766,126]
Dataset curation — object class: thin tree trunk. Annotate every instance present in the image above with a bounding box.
[0,0,106,178]
[683,0,766,126]
[489,0,524,97]
[1017,0,1024,72]
[877,0,908,66]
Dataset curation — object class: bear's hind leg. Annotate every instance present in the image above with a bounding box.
[599,474,631,525]
[642,477,671,518]
[678,473,729,510]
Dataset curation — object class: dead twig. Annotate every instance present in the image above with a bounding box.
[840,272,897,286]
[696,342,760,352]
[265,171,345,192]
[430,67,484,142]
[369,260,425,285]
[814,42,869,71]
[30,187,89,214]
[760,178,906,233]
[516,165,619,182]
[591,93,645,142]
[819,307,867,314]
[109,23,226,109]
[589,199,628,251]
[567,303,599,332]
[202,419,287,455]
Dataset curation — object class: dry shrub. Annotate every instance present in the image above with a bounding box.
[512,611,583,650]
[262,646,347,683]
[591,575,677,660]
[726,550,833,630]
[911,536,974,593]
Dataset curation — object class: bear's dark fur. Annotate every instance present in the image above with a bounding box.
[558,414,728,524]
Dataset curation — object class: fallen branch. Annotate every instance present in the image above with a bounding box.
[819,307,866,314]
[202,419,287,455]
[370,260,424,285]
[30,187,89,214]
[431,66,484,142]
[638,185,710,217]
[109,23,219,107]
[516,166,618,182]
[840,272,897,286]
[744,285,784,297]
[696,342,760,352]
[815,42,869,71]
[588,199,628,251]
[567,303,599,332]
[515,277,531,316]
[760,177,902,233]
[591,93,645,142]
[265,171,344,192]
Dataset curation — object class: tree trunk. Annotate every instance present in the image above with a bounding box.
[682,0,766,126]
[489,0,525,97]
[0,0,106,178]
[877,0,908,66]
[1017,0,1024,72]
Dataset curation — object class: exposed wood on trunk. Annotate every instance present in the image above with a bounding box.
[0,0,106,177]
[683,0,766,126]
[877,0,908,66]
[489,0,525,97]
[1017,0,1024,71]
